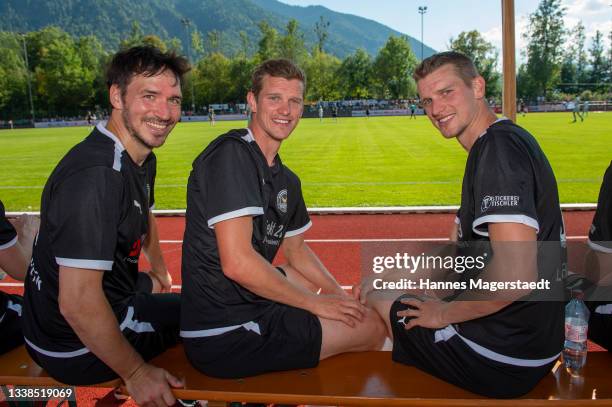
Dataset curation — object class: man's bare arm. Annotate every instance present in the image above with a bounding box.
[398,222,537,329]
[59,266,182,405]
[282,234,345,295]
[0,215,40,281]
[215,216,365,326]
[142,211,172,292]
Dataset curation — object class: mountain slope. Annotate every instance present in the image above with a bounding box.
[1,0,437,58]
[253,0,436,58]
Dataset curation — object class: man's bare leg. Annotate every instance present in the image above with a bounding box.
[319,308,387,360]
[278,263,388,358]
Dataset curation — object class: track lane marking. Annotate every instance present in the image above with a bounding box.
[0,282,356,290]
[159,236,588,243]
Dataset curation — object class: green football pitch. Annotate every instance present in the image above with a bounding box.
[0,112,610,211]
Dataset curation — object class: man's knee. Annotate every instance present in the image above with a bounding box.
[319,307,387,359]
[366,294,398,339]
[362,307,388,348]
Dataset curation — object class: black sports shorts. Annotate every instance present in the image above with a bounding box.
[183,267,322,378]
[0,293,24,355]
[26,273,180,385]
[587,302,612,351]
[390,293,555,398]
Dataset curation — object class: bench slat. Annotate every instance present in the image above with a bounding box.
[0,346,120,388]
[2,344,611,406]
[153,346,612,405]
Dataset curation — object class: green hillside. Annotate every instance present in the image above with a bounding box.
[1,0,435,58]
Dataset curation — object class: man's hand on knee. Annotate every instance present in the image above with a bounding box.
[356,274,379,305]
[309,294,366,328]
[124,362,184,406]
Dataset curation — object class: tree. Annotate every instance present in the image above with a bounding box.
[559,53,577,94]
[573,22,588,85]
[516,63,535,99]
[29,27,97,116]
[140,35,168,51]
[120,21,145,50]
[278,19,307,65]
[560,22,587,94]
[238,31,250,58]
[206,30,221,55]
[194,52,231,106]
[0,31,28,118]
[522,0,566,99]
[76,35,108,113]
[257,21,278,61]
[191,30,205,61]
[227,57,257,103]
[448,30,501,98]
[372,35,417,99]
[314,15,330,53]
[304,49,341,101]
[588,30,606,91]
[337,48,373,99]
[226,56,256,103]
[166,37,182,53]
[118,21,173,53]
[607,31,612,86]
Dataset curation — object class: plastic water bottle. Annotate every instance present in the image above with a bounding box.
[563,292,590,376]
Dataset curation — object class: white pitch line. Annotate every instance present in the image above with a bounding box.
[160,236,589,244]
[1,236,590,289]
[1,282,355,290]
[0,282,23,287]
[307,238,448,242]
[159,238,449,243]
[6,203,598,217]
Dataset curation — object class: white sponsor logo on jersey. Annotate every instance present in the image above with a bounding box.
[481,195,519,213]
[277,189,288,214]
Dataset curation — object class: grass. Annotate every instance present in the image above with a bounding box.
[0,112,610,211]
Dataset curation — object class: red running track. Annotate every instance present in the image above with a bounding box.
[0,210,602,405]
[0,211,594,294]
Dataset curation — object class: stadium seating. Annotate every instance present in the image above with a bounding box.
[1,344,611,405]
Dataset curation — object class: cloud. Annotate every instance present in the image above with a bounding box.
[482,26,503,48]
[481,14,531,64]
[564,0,610,16]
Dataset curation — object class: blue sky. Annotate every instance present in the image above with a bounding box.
[280,0,611,60]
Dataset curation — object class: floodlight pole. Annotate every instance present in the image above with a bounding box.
[181,18,196,114]
[418,6,428,60]
[21,34,35,124]
[501,0,516,122]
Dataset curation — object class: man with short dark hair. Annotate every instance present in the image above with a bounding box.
[364,51,565,398]
[180,58,386,378]
[22,46,190,406]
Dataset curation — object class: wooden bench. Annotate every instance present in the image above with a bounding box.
[1,344,611,406]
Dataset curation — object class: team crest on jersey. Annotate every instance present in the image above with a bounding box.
[481,195,519,213]
[277,189,288,213]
